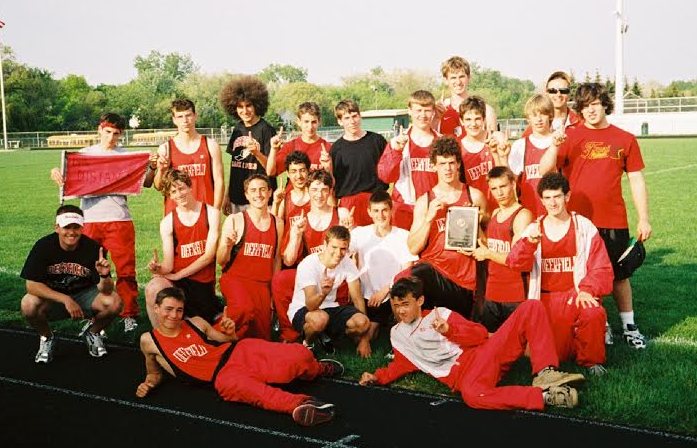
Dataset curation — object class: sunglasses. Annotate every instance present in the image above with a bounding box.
[547,88,571,95]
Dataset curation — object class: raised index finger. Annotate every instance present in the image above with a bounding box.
[99,247,104,260]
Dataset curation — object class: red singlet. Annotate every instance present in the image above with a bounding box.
[485,207,526,303]
[165,137,215,214]
[222,211,277,282]
[151,319,233,384]
[540,218,576,292]
[172,204,214,283]
[419,186,477,290]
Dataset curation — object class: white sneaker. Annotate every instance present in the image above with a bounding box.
[605,323,614,345]
[83,330,107,357]
[123,317,138,332]
[623,324,647,349]
[35,335,55,363]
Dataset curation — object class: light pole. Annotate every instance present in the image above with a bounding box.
[0,19,8,150]
[614,0,628,115]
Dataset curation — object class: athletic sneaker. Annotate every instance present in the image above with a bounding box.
[623,324,647,349]
[318,333,335,355]
[544,386,578,408]
[292,399,335,426]
[317,359,344,378]
[532,368,585,390]
[123,317,138,333]
[35,335,56,364]
[83,330,107,357]
[605,322,614,345]
[587,364,608,377]
[80,320,106,338]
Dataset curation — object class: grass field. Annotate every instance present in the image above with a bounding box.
[1,139,696,436]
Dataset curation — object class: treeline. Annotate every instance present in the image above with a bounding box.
[2,46,696,133]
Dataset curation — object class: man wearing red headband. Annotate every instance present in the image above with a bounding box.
[50,113,154,332]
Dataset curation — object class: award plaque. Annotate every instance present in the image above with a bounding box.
[444,206,479,251]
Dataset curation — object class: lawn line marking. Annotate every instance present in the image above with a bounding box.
[0,375,366,448]
[643,164,697,176]
[652,336,697,348]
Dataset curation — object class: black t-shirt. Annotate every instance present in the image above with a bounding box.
[330,131,388,198]
[226,118,278,205]
[21,233,102,295]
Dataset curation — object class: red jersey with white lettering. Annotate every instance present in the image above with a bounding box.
[151,319,233,385]
[519,136,547,217]
[302,209,339,257]
[222,211,277,282]
[166,137,215,214]
[485,207,526,303]
[556,124,645,228]
[172,204,214,283]
[540,218,576,292]
[280,189,312,257]
[419,187,476,290]
[440,104,464,138]
[460,141,496,212]
[275,137,331,173]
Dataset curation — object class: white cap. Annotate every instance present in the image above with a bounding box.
[56,212,84,228]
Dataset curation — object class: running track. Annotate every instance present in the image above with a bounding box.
[1,327,694,448]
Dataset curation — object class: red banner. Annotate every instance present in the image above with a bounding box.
[62,151,150,199]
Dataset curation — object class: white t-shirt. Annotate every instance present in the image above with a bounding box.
[78,145,132,223]
[350,225,417,301]
[287,252,360,321]
[508,135,553,176]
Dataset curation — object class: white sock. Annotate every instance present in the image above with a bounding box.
[620,311,635,329]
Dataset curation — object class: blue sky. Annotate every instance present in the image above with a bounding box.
[1,0,695,87]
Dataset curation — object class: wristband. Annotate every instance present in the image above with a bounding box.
[99,273,111,278]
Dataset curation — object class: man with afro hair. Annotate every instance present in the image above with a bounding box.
[220,76,278,215]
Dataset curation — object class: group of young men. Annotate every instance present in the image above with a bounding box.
[20,55,651,426]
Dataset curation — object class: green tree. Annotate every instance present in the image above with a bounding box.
[269,82,334,129]
[179,72,239,128]
[631,78,643,97]
[55,75,105,130]
[3,56,61,132]
[258,64,308,84]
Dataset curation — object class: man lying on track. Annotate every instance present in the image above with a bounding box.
[135,286,343,426]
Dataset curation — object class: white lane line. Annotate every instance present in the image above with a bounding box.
[652,336,697,348]
[0,375,365,448]
[643,164,697,176]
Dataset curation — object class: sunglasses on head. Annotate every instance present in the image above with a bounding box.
[547,88,571,95]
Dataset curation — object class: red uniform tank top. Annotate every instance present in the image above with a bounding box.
[278,137,330,172]
[150,319,233,385]
[461,144,496,212]
[165,136,215,214]
[520,137,547,218]
[280,189,312,258]
[419,186,477,290]
[222,211,277,282]
[540,217,576,292]
[408,134,438,199]
[485,207,526,303]
[302,208,339,257]
[173,204,214,283]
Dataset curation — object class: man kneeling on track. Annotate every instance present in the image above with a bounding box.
[135,287,343,426]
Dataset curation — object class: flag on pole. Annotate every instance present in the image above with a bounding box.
[61,151,150,200]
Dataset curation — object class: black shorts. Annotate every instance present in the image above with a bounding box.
[410,262,474,319]
[173,278,224,324]
[365,298,395,327]
[480,299,521,333]
[291,305,362,339]
[598,228,631,281]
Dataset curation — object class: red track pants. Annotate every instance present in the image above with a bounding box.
[220,275,272,340]
[83,221,139,317]
[540,291,606,367]
[449,300,557,410]
[214,339,320,414]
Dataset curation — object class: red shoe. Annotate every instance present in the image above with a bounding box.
[292,399,335,426]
